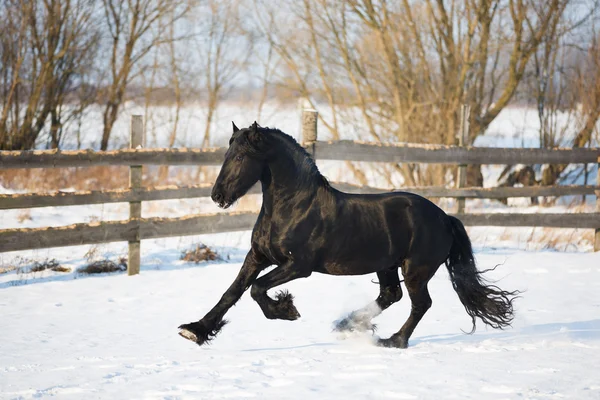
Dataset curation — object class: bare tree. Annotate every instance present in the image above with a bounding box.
[98,0,187,150]
[0,1,31,150]
[254,0,582,186]
[157,9,189,182]
[542,30,600,186]
[0,0,99,150]
[255,40,278,122]
[141,44,161,148]
[190,0,253,148]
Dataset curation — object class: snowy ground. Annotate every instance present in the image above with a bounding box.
[1,233,600,399]
[2,104,599,398]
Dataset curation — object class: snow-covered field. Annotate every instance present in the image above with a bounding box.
[1,104,600,398]
[1,233,600,399]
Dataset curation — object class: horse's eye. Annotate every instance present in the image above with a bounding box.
[235,155,243,161]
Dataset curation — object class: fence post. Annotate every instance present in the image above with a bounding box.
[595,155,600,252]
[456,104,470,214]
[302,109,318,158]
[128,115,143,275]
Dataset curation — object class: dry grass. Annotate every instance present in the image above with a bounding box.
[0,257,71,275]
[181,244,220,263]
[49,265,72,273]
[83,245,101,262]
[499,228,514,242]
[0,265,18,274]
[78,245,128,274]
[0,256,31,275]
[30,258,71,273]
[16,210,32,223]
[469,226,595,251]
[77,257,127,274]
[535,228,594,251]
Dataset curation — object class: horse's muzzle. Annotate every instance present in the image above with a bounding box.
[211,189,232,209]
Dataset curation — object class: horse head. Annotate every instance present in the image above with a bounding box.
[211,121,267,209]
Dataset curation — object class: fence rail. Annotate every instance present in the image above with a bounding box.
[1,142,598,169]
[1,111,599,272]
[0,147,226,169]
[314,141,600,165]
[1,211,599,254]
[0,212,259,253]
[1,183,599,210]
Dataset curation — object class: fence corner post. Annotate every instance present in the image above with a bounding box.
[301,109,318,159]
[595,155,600,252]
[456,104,470,214]
[128,115,143,275]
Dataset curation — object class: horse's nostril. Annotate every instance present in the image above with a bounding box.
[212,191,224,204]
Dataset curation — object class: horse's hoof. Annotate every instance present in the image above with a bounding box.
[178,320,227,346]
[178,322,204,345]
[275,290,301,320]
[333,316,376,334]
[178,327,198,343]
[284,306,301,320]
[265,305,301,320]
[376,336,408,349]
[288,307,301,320]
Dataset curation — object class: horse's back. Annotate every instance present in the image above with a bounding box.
[314,190,452,275]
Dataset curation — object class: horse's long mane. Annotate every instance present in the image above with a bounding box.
[258,126,331,188]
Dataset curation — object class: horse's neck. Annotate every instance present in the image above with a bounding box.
[260,151,324,216]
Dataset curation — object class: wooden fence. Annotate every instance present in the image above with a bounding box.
[1,112,599,275]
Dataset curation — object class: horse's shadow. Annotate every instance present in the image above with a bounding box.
[410,318,600,346]
[242,342,338,352]
[236,320,600,353]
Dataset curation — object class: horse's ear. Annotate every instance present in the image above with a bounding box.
[232,121,239,133]
[248,121,261,145]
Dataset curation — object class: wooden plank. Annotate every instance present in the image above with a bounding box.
[331,182,600,199]
[0,185,214,209]
[0,220,140,253]
[0,147,227,169]
[314,141,600,165]
[2,211,598,253]
[128,115,143,276]
[2,211,598,254]
[450,213,600,229]
[457,105,470,213]
[302,109,318,158]
[3,142,598,169]
[140,213,258,240]
[1,211,598,253]
[1,184,598,210]
[0,212,259,253]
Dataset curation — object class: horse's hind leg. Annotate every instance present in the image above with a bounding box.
[377,260,437,349]
[335,269,403,333]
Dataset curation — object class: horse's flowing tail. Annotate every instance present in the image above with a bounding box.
[445,216,520,333]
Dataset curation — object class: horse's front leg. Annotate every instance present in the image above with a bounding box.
[178,249,268,346]
[250,259,312,320]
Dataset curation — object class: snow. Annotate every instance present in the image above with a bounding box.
[1,239,600,399]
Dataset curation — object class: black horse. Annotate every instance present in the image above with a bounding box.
[178,122,519,349]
